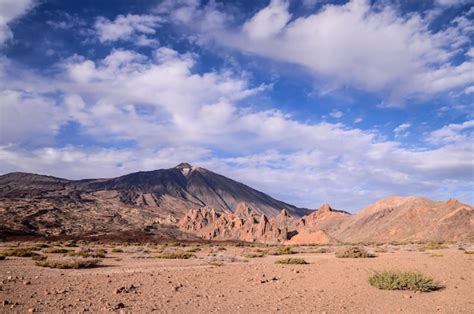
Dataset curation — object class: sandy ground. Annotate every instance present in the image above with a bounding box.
[0,243,473,313]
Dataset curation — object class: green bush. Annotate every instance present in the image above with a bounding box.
[157,252,196,259]
[275,258,308,265]
[35,259,101,269]
[369,271,440,292]
[336,246,376,258]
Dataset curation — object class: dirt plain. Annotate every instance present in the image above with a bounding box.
[0,242,473,313]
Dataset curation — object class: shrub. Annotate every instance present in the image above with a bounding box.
[35,258,101,269]
[275,258,308,265]
[464,250,474,254]
[272,246,294,255]
[31,254,48,261]
[67,249,107,258]
[425,241,447,250]
[63,240,79,247]
[313,247,330,254]
[0,255,5,260]
[156,252,196,259]
[111,248,124,253]
[2,248,39,257]
[245,252,266,258]
[32,243,50,249]
[336,246,376,258]
[43,248,72,254]
[208,261,224,267]
[186,247,201,253]
[369,271,440,292]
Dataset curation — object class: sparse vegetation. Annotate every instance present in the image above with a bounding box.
[369,271,440,292]
[245,252,266,258]
[32,243,50,249]
[335,246,376,258]
[464,250,474,254]
[67,248,107,258]
[0,254,5,260]
[208,261,224,267]
[156,252,196,259]
[43,248,72,254]
[35,258,101,269]
[424,241,447,250]
[2,248,39,257]
[63,240,79,247]
[275,258,308,265]
[186,247,201,253]
[111,248,124,253]
[271,246,294,255]
[31,254,48,261]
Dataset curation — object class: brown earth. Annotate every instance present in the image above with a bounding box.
[0,242,473,313]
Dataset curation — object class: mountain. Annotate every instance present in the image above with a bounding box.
[329,196,474,243]
[0,163,308,238]
[178,197,473,244]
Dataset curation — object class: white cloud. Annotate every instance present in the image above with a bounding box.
[426,120,474,144]
[164,0,474,103]
[243,0,291,40]
[0,0,34,45]
[0,89,67,145]
[329,110,343,118]
[436,0,471,7]
[0,47,473,210]
[393,123,411,138]
[354,117,363,123]
[95,14,162,45]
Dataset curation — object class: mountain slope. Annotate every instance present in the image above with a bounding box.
[329,196,474,243]
[0,163,307,237]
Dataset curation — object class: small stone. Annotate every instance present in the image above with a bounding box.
[114,302,126,310]
[23,280,31,285]
[28,308,35,313]
[2,300,9,306]
[403,294,412,299]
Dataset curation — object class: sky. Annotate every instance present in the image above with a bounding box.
[0,0,473,211]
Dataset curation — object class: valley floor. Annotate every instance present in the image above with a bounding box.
[0,243,473,313]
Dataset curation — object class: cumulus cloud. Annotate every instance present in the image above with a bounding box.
[329,110,343,118]
[163,0,474,103]
[1,46,473,210]
[95,14,162,45]
[0,0,34,45]
[393,123,411,138]
[0,89,67,145]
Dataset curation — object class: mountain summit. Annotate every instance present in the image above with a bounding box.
[0,163,308,237]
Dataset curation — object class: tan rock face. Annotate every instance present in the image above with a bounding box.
[178,203,303,244]
[179,197,474,244]
[330,196,474,243]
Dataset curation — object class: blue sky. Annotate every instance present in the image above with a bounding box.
[0,0,473,211]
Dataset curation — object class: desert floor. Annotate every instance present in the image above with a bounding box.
[0,242,473,313]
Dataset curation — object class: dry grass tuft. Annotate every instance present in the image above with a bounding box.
[2,248,39,257]
[35,258,101,269]
[271,246,294,255]
[336,246,376,258]
[275,258,308,265]
[156,252,196,259]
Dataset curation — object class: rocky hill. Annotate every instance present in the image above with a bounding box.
[329,196,474,243]
[179,197,473,244]
[0,163,307,238]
